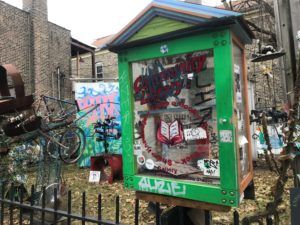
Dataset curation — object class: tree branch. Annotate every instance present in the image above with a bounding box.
[229,0,233,10]
[245,20,276,42]
[231,0,275,18]
[252,0,275,18]
[221,0,231,10]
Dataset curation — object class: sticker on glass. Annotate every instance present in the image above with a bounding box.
[239,135,248,146]
[236,92,242,103]
[184,127,207,141]
[145,159,155,170]
[134,144,142,156]
[160,45,168,54]
[157,120,184,146]
[197,159,220,177]
[234,64,240,74]
[187,73,194,80]
[137,155,145,166]
[220,130,233,143]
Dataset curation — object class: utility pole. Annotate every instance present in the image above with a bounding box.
[273,0,300,187]
[273,0,297,104]
[289,0,300,57]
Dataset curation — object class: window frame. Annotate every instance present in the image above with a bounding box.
[95,62,104,80]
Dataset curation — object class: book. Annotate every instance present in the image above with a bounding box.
[157,120,184,146]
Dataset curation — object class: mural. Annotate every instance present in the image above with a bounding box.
[74,82,122,167]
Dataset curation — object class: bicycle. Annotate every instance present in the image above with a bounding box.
[0,95,98,164]
[34,95,101,164]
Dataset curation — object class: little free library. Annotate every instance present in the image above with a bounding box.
[109,0,254,210]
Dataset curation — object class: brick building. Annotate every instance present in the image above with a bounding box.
[0,0,72,99]
[71,35,118,81]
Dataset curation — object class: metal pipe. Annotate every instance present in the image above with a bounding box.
[76,52,80,77]
[52,71,55,97]
[70,77,118,81]
[57,67,60,99]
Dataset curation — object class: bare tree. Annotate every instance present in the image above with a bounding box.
[222,0,276,44]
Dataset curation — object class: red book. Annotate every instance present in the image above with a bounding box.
[157,120,184,146]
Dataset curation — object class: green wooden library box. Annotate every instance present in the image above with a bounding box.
[108,0,254,208]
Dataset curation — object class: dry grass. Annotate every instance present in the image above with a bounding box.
[1,159,293,225]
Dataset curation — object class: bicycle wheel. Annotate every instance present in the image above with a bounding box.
[46,131,60,159]
[37,183,67,222]
[59,126,86,164]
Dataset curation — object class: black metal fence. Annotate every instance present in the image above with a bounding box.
[0,184,131,225]
[0,183,275,225]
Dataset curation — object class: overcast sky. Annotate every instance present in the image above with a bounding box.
[3,0,221,45]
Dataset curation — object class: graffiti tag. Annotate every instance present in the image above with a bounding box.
[138,177,186,196]
[76,94,120,126]
[134,55,207,105]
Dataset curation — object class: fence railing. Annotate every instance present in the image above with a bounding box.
[0,184,132,225]
[0,183,275,225]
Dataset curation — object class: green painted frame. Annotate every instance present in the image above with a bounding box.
[118,28,244,207]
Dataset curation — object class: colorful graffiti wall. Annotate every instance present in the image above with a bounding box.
[74,82,122,167]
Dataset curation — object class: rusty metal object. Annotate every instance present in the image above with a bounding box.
[0,64,34,114]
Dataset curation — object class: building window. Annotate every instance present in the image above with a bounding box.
[96,62,103,79]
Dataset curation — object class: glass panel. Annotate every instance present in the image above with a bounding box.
[233,43,250,179]
[132,49,220,185]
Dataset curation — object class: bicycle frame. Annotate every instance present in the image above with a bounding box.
[42,95,78,121]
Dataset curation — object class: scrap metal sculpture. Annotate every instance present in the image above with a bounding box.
[0,64,34,114]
